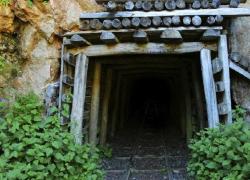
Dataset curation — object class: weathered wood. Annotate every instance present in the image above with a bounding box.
[160,29,183,43]
[165,0,176,10]
[89,63,102,145]
[218,102,228,115]
[100,69,113,145]
[154,0,164,11]
[131,17,140,28]
[80,8,250,19]
[230,52,241,63]
[200,48,219,128]
[140,17,151,28]
[142,1,153,11]
[152,16,162,26]
[201,29,221,41]
[80,20,90,30]
[63,52,75,66]
[133,30,148,43]
[172,16,181,26]
[192,0,201,9]
[58,43,65,124]
[176,0,186,9]
[122,17,131,28]
[124,0,134,10]
[63,38,71,46]
[106,1,117,11]
[201,0,210,9]
[112,18,122,29]
[219,35,232,124]
[215,15,224,24]
[211,0,221,8]
[70,34,91,46]
[229,61,250,80]
[62,75,74,86]
[207,16,216,25]
[90,19,103,30]
[192,15,202,27]
[73,42,217,56]
[135,0,143,10]
[183,16,191,26]
[100,31,119,44]
[162,17,172,26]
[70,54,88,145]
[230,0,240,8]
[212,57,223,74]
[215,81,225,92]
[103,19,113,29]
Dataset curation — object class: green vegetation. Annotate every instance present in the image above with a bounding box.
[188,106,250,179]
[0,93,104,179]
[0,0,49,6]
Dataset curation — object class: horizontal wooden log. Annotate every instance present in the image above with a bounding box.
[162,17,172,26]
[201,29,221,41]
[172,16,181,26]
[229,52,241,63]
[63,52,75,66]
[133,31,148,43]
[131,17,140,28]
[63,38,72,46]
[207,16,216,25]
[215,81,225,92]
[154,0,164,11]
[124,0,134,10]
[135,0,143,10]
[100,31,119,44]
[192,0,201,9]
[112,18,122,29]
[212,57,223,74]
[229,61,250,80]
[218,102,228,115]
[152,16,162,26]
[201,0,210,9]
[160,29,183,43]
[215,15,224,24]
[90,19,103,30]
[165,0,176,10]
[183,16,191,26]
[103,19,112,29]
[230,0,240,8]
[80,8,250,19]
[140,17,151,28]
[176,0,186,9]
[211,0,221,8]
[62,75,74,86]
[142,1,153,11]
[122,17,131,28]
[80,20,90,30]
[70,34,91,46]
[106,1,117,11]
[72,42,217,56]
[192,15,202,27]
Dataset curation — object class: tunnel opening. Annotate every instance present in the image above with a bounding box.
[85,54,206,178]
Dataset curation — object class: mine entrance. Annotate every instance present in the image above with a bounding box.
[94,55,198,179]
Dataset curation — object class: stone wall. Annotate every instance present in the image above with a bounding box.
[0,0,250,119]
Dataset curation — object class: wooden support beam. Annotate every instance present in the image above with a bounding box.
[89,63,102,145]
[106,1,117,11]
[62,75,74,86]
[219,35,232,124]
[212,57,223,74]
[63,52,75,66]
[125,0,135,11]
[201,0,209,9]
[215,81,225,92]
[71,42,217,56]
[90,19,103,30]
[100,31,119,44]
[176,0,186,9]
[192,16,202,27]
[70,54,89,145]
[122,18,132,28]
[165,0,176,10]
[100,69,113,145]
[218,102,228,115]
[160,29,183,43]
[183,16,191,26]
[154,0,164,11]
[133,30,148,43]
[192,0,201,9]
[200,48,219,128]
[70,34,91,46]
[201,29,221,41]
[229,52,241,63]
[229,61,250,80]
[103,19,113,29]
[80,8,250,19]
[142,1,153,11]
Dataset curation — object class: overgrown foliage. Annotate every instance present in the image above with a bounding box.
[0,93,104,179]
[188,106,250,179]
[0,0,49,6]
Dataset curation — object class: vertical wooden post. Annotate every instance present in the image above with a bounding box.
[111,74,121,137]
[219,35,232,124]
[89,63,102,145]
[191,62,205,129]
[200,48,219,128]
[181,67,192,141]
[100,69,113,145]
[70,54,89,145]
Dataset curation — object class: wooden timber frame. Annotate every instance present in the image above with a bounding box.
[59,7,250,145]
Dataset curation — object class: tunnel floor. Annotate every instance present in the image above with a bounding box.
[102,120,189,180]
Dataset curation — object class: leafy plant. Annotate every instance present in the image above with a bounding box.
[187,107,250,179]
[0,0,10,6]
[0,93,104,179]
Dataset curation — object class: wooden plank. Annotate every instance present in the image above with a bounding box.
[62,75,74,86]
[200,48,219,128]
[64,26,223,37]
[80,8,250,19]
[70,34,91,46]
[212,57,223,74]
[215,81,225,92]
[219,35,232,124]
[201,29,221,41]
[70,54,89,145]
[133,31,148,43]
[58,43,65,123]
[89,63,102,145]
[100,31,119,44]
[100,69,113,145]
[229,61,250,80]
[71,42,217,56]
[160,29,183,43]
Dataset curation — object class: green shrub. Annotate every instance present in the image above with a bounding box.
[187,107,250,179]
[0,93,104,179]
